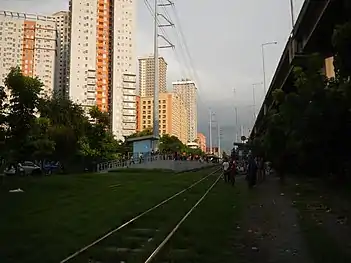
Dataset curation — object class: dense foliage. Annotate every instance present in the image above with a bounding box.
[251,21,351,181]
[130,128,204,156]
[0,69,204,172]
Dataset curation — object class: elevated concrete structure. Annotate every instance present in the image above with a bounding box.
[251,0,349,138]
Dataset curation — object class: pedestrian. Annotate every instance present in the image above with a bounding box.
[247,155,258,188]
[222,158,230,182]
[229,158,237,186]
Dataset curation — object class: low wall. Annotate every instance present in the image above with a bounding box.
[117,160,214,172]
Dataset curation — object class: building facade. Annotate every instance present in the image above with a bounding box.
[69,0,136,139]
[53,11,70,98]
[0,10,57,96]
[136,95,140,132]
[138,56,167,97]
[197,132,206,153]
[324,56,335,78]
[173,80,197,143]
[137,92,188,144]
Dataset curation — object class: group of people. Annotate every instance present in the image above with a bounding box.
[222,154,269,188]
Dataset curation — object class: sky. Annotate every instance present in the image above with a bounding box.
[1,0,305,151]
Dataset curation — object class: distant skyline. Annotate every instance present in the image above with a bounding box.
[2,0,305,150]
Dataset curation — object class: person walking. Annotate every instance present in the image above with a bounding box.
[222,159,230,182]
[229,158,237,186]
[247,155,258,188]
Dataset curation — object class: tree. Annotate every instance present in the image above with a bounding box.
[5,67,43,161]
[128,128,153,138]
[28,117,55,165]
[159,134,184,153]
[254,20,351,181]
[0,85,8,157]
[38,96,88,168]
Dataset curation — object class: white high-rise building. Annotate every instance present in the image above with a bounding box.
[0,11,57,97]
[69,0,136,140]
[173,80,198,143]
[138,56,167,97]
[53,11,70,98]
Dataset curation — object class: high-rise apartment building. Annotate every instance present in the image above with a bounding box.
[137,93,188,144]
[197,132,206,153]
[53,11,70,98]
[173,80,197,143]
[136,95,141,132]
[0,11,57,96]
[69,0,136,139]
[138,56,167,97]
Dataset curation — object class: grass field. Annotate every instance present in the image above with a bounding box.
[0,168,218,263]
[154,177,247,263]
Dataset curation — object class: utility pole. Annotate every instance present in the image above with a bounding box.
[233,88,239,144]
[152,0,174,150]
[217,122,221,158]
[252,82,263,121]
[153,0,159,147]
[209,109,213,154]
[252,84,256,120]
[261,42,277,95]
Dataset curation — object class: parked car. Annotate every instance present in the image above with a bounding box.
[4,161,41,176]
[3,165,17,176]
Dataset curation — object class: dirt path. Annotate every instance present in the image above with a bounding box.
[233,177,313,263]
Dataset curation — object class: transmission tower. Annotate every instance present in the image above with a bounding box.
[153,0,174,150]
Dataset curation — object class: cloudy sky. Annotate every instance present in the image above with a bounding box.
[2,0,305,151]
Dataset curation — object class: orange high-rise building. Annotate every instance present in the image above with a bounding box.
[136,95,141,132]
[69,0,136,140]
[0,11,57,97]
[197,133,206,153]
[137,93,188,144]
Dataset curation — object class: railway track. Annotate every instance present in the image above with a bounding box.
[60,166,222,263]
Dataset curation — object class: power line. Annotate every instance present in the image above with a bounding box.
[143,0,218,145]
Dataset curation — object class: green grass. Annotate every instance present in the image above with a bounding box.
[71,173,220,263]
[108,168,174,173]
[0,168,217,263]
[153,179,247,263]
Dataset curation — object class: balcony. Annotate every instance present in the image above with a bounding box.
[123,109,136,116]
[123,102,135,109]
[123,95,135,103]
[123,116,135,123]
[123,82,136,89]
[123,123,136,130]
[87,79,95,86]
[122,73,136,83]
[123,88,136,96]
[86,86,95,93]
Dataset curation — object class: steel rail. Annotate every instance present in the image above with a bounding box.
[144,173,222,263]
[60,167,221,263]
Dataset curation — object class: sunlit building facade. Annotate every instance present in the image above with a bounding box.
[0,10,57,97]
[69,0,136,139]
[137,92,188,144]
[138,56,167,97]
[173,79,197,143]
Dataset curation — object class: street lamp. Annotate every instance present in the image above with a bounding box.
[233,88,239,142]
[252,82,263,120]
[261,41,278,95]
